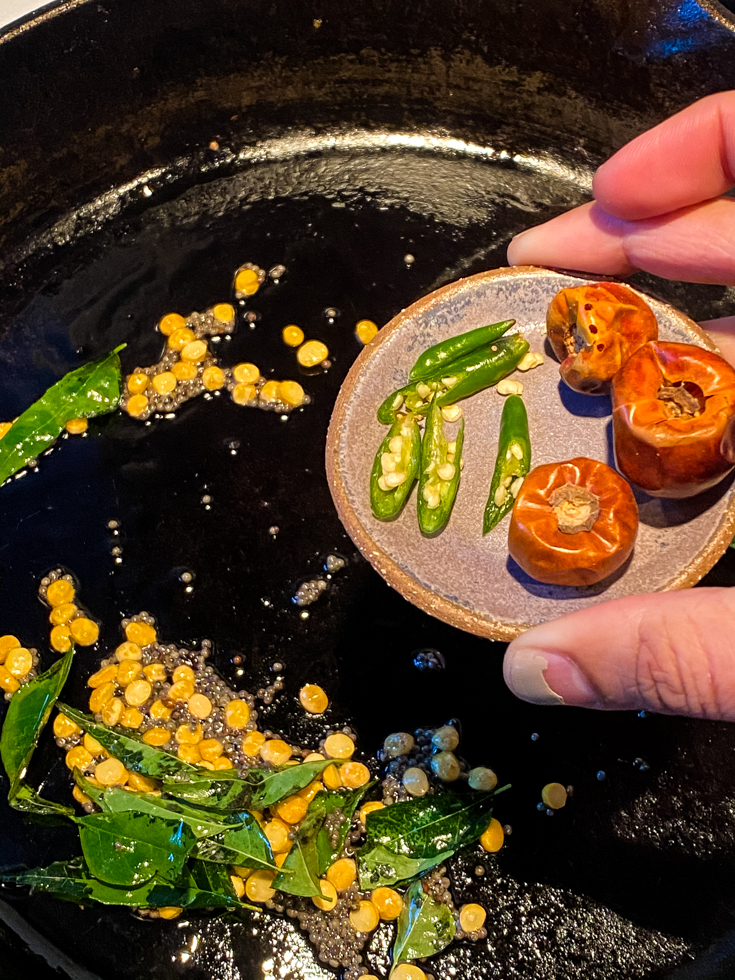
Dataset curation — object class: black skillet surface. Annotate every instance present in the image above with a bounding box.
[3,2,735,979]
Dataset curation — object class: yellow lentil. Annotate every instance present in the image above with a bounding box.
[116,660,143,686]
[199,738,224,761]
[95,758,128,786]
[312,879,338,911]
[480,817,504,853]
[326,858,356,891]
[459,903,487,932]
[158,313,186,336]
[143,662,167,682]
[172,360,198,381]
[224,699,251,729]
[168,680,195,702]
[72,785,91,806]
[259,380,280,402]
[127,372,150,394]
[299,779,323,803]
[177,743,201,764]
[49,603,77,626]
[372,887,402,921]
[65,417,88,435]
[282,324,304,347]
[180,339,207,363]
[5,648,32,678]
[323,764,342,791]
[297,340,329,368]
[167,326,196,351]
[233,362,260,384]
[0,422,12,439]
[157,907,183,920]
[89,682,116,713]
[359,801,384,824]
[120,707,143,729]
[126,393,150,417]
[213,302,235,323]
[152,372,177,395]
[541,782,568,810]
[65,746,92,771]
[175,723,203,745]
[299,684,328,714]
[47,579,75,606]
[392,967,427,980]
[187,693,212,718]
[212,756,235,771]
[303,752,325,763]
[259,739,292,766]
[232,382,257,404]
[263,818,291,854]
[323,733,354,760]
[143,727,172,746]
[172,664,196,685]
[202,365,225,390]
[101,698,124,727]
[70,618,99,646]
[230,874,246,899]
[127,771,159,793]
[50,625,72,653]
[0,667,20,694]
[234,269,260,295]
[0,635,21,662]
[349,900,380,933]
[245,871,276,903]
[340,761,370,789]
[53,712,82,738]
[150,699,172,721]
[274,795,309,824]
[125,679,152,707]
[278,380,306,407]
[125,622,157,646]
[115,641,142,661]
[83,733,105,756]
[241,731,266,756]
[355,319,379,344]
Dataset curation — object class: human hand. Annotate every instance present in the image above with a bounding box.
[503,91,735,720]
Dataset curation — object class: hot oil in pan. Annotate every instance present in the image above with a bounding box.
[1,139,734,980]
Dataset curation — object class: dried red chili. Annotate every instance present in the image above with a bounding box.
[612,341,735,498]
[546,282,658,394]
[508,457,638,586]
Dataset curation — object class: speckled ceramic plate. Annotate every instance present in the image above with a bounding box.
[326,265,735,641]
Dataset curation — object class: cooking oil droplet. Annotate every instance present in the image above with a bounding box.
[404,253,415,266]
[300,610,310,620]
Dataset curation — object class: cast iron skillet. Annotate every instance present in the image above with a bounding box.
[2,2,735,978]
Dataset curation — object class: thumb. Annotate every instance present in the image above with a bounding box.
[503,588,735,719]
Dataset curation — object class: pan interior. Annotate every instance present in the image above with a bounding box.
[2,133,735,980]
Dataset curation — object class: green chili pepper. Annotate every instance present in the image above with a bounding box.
[377,335,529,424]
[408,320,515,381]
[370,415,422,520]
[417,399,465,536]
[482,394,531,534]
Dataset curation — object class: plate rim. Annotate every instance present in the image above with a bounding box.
[325,265,735,641]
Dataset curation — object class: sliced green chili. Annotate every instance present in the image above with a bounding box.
[370,415,422,521]
[417,399,465,536]
[377,335,529,424]
[409,320,515,381]
[482,394,531,534]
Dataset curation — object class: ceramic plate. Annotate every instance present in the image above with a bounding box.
[326,265,735,641]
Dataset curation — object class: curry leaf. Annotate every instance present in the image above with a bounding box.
[8,782,75,819]
[358,843,455,891]
[0,346,125,485]
[77,811,196,887]
[364,789,505,861]
[163,758,332,812]
[1,856,253,910]
[58,703,200,779]
[273,788,366,897]
[193,815,277,871]
[392,879,456,966]
[1,646,75,811]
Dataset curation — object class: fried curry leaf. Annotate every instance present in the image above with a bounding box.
[75,774,247,840]
[392,879,456,965]
[1,856,253,910]
[76,811,196,887]
[358,843,455,891]
[1,646,75,815]
[8,782,75,820]
[57,703,200,779]
[0,346,125,486]
[163,758,332,812]
[364,788,507,861]
[193,815,277,871]
[273,788,366,897]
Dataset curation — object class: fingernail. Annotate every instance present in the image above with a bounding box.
[503,647,599,707]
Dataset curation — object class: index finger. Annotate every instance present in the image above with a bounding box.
[593,91,735,221]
